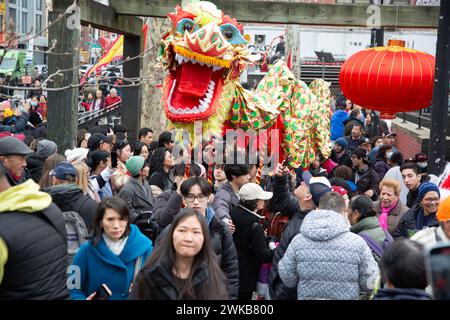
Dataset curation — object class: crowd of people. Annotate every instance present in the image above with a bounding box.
[0,90,449,301]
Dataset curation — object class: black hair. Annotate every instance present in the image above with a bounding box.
[133,141,148,157]
[350,108,361,118]
[113,124,128,134]
[92,197,131,246]
[318,192,346,214]
[138,127,153,139]
[239,199,259,212]
[115,132,126,142]
[77,129,89,148]
[148,147,169,175]
[336,95,347,109]
[349,195,376,221]
[180,177,212,197]
[133,208,228,299]
[370,135,382,149]
[377,144,392,160]
[390,152,404,167]
[400,162,421,175]
[381,239,428,289]
[224,163,250,181]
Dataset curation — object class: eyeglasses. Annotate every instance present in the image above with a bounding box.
[423,198,439,204]
[184,194,208,203]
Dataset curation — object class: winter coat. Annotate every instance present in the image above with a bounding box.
[373,200,409,236]
[213,181,240,221]
[0,112,29,133]
[0,180,68,300]
[44,184,98,231]
[118,177,155,223]
[278,209,379,300]
[373,160,391,180]
[70,224,153,300]
[354,165,380,201]
[129,260,225,300]
[148,171,174,193]
[26,153,46,183]
[152,189,182,229]
[158,207,239,300]
[411,225,450,246]
[350,216,386,265]
[230,205,273,293]
[345,135,367,153]
[330,110,349,141]
[269,209,311,300]
[393,204,440,239]
[374,288,432,300]
[270,175,301,220]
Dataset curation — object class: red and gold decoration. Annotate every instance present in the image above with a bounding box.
[339,44,435,119]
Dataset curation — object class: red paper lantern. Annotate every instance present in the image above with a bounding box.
[339,46,435,119]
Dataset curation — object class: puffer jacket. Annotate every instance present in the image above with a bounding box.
[350,216,387,265]
[26,153,46,182]
[213,181,239,222]
[278,209,379,300]
[393,204,439,239]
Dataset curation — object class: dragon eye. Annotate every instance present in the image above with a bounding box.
[176,18,198,34]
[219,24,247,45]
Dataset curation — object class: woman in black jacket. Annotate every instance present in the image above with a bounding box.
[230,183,275,300]
[130,208,228,300]
[153,177,240,299]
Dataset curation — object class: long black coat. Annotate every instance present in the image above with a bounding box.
[230,205,273,293]
[392,204,439,239]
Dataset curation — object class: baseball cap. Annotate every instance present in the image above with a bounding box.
[239,183,273,201]
[0,136,33,156]
[302,172,332,207]
[382,132,397,138]
[50,161,78,180]
[87,133,113,150]
[360,137,370,146]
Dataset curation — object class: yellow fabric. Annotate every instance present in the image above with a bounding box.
[0,237,7,284]
[0,179,52,213]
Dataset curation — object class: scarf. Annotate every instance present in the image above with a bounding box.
[378,199,398,231]
[102,233,129,256]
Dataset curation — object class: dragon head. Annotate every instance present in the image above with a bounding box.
[160,1,250,123]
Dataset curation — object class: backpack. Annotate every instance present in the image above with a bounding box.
[360,229,393,258]
[62,211,90,265]
[133,210,159,244]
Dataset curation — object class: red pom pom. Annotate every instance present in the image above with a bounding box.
[441,173,450,190]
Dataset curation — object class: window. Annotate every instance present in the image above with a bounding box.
[35,14,42,33]
[8,8,17,31]
[21,0,27,8]
[21,11,27,34]
[36,0,42,11]
[9,0,16,4]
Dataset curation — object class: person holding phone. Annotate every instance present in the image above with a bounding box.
[0,101,30,134]
[70,197,153,300]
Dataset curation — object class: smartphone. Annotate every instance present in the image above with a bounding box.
[110,151,118,169]
[282,155,293,168]
[426,242,450,300]
[94,283,112,300]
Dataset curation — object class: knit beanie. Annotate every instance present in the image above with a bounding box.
[65,147,89,163]
[126,156,146,177]
[437,195,450,222]
[418,182,440,203]
[335,137,348,149]
[36,139,58,159]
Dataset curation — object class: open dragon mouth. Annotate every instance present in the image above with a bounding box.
[164,49,228,122]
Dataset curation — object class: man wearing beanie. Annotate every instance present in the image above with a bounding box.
[0,136,32,186]
[269,163,331,300]
[118,156,154,222]
[26,139,58,182]
[412,195,450,245]
[330,137,352,167]
[393,182,441,239]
